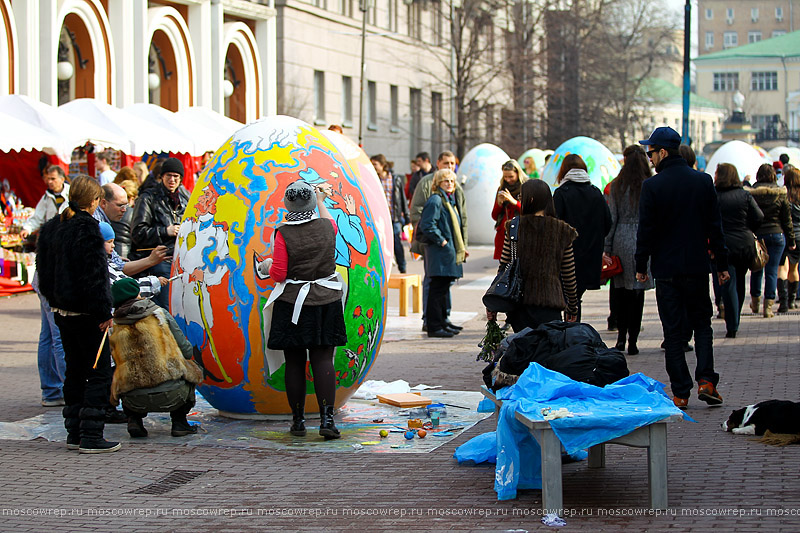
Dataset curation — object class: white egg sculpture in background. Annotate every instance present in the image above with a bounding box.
[706,141,771,183]
[517,148,549,178]
[457,143,510,245]
[768,146,800,167]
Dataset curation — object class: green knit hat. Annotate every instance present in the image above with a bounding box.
[112,278,140,307]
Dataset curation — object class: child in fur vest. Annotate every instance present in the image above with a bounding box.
[109,278,203,438]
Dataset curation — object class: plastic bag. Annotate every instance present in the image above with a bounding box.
[453,431,497,464]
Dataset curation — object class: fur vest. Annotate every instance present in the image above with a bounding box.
[110,306,203,402]
[518,215,577,310]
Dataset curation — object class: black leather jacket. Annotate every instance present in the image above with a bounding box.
[716,186,763,262]
[130,182,190,260]
[389,171,410,225]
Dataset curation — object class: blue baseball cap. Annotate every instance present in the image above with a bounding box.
[640,127,681,150]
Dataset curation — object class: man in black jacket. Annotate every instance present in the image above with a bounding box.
[635,127,729,409]
[130,157,190,309]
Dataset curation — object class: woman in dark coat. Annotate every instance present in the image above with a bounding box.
[746,163,794,317]
[490,179,578,332]
[262,181,347,440]
[553,154,612,321]
[714,163,764,337]
[604,145,653,355]
[36,176,120,454]
[776,166,800,311]
[419,169,467,338]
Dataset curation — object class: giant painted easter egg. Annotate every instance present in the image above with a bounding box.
[706,141,770,183]
[517,148,550,178]
[170,115,391,415]
[457,143,510,245]
[768,146,800,167]
[540,137,621,190]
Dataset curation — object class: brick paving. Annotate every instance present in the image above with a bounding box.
[1,245,799,531]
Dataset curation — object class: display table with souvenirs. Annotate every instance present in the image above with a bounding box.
[1,187,35,296]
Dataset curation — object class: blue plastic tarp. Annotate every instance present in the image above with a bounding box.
[493,363,692,500]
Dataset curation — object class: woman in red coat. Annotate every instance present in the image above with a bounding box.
[491,160,527,261]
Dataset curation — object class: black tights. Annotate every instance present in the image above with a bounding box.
[612,287,645,347]
[284,346,336,412]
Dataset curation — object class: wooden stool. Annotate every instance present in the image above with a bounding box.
[387,273,422,316]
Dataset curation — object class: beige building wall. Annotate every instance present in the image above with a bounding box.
[699,0,799,54]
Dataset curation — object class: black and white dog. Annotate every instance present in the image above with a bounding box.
[722,400,800,436]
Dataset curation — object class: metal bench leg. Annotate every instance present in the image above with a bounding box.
[648,423,668,510]
[537,428,564,516]
[588,443,606,468]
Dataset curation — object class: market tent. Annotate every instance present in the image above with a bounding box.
[175,106,244,147]
[0,113,64,156]
[125,103,224,156]
[59,98,195,156]
[0,94,128,161]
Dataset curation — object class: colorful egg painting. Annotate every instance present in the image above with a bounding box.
[457,143,510,245]
[170,115,391,415]
[540,136,621,191]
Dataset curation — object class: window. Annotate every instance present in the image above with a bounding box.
[408,2,421,39]
[723,31,738,48]
[386,0,396,31]
[751,71,778,91]
[705,8,712,20]
[341,76,353,126]
[390,85,399,131]
[313,70,325,124]
[485,104,495,144]
[431,92,442,157]
[748,31,762,43]
[435,3,444,45]
[338,0,352,16]
[314,0,327,8]
[751,8,759,22]
[713,72,739,91]
[772,30,786,38]
[367,81,377,129]
[776,7,784,21]
[726,8,734,20]
[705,32,714,49]
[410,88,421,156]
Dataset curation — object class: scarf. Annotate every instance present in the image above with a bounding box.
[285,210,315,222]
[439,192,466,265]
[500,179,522,198]
[562,168,591,184]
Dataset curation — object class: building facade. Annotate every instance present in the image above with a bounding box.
[694,30,800,147]
[698,0,799,55]
[1,0,276,124]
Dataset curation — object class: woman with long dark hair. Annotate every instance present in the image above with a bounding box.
[746,164,794,317]
[490,159,527,261]
[490,179,578,332]
[603,145,653,355]
[553,154,612,321]
[714,163,763,337]
[36,176,120,453]
[776,166,800,311]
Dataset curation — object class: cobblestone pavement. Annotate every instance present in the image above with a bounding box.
[1,246,798,531]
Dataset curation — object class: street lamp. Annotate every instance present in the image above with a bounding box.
[358,0,373,148]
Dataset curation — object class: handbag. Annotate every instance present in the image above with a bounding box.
[483,218,523,313]
[600,254,623,281]
[750,235,769,271]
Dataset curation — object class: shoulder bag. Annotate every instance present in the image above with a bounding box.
[601,254,623,281]
[750,235,769,271]
[482,218,523,313]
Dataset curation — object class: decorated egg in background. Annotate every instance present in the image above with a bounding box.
[706,140,770,184]
[768,146,800,167]
[170,115,391,415]
[517,148,551,178]
[540,136,621,191]
[457,143,510,245]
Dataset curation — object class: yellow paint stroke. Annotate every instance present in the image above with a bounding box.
[194,280,232,383]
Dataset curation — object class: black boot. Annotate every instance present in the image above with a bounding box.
[789,281,798,309]
[170,401,198,437]
[290,403,306,437]
[78,407,121,453]
[127,415,148,438]
[777,279,789,313]
[627,334,639,355]
[63,405,81,450]
[319,403,341,440]
[614,327,626,352]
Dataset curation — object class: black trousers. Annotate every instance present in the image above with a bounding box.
[54,314,113,409]
[612,287,645,346]
[427,276,455,332]
[655,276,718,398]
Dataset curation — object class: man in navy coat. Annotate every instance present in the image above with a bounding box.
[634,127,729,408]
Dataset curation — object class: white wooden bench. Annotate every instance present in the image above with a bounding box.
[481,387,680,515]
